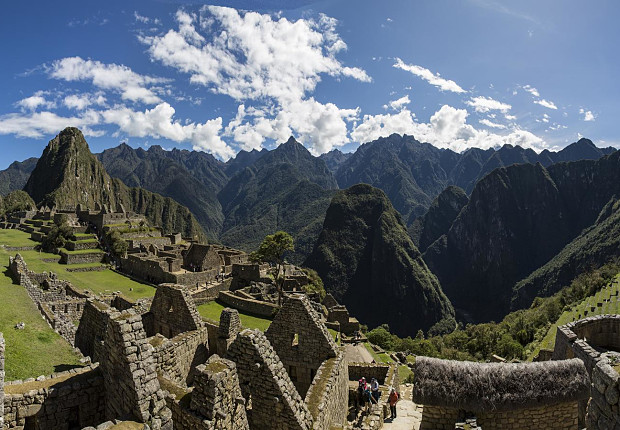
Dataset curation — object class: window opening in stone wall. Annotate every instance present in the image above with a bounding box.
[289,365,298,382]
[292,333,299,347]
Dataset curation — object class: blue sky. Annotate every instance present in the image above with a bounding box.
[1,0,619,168]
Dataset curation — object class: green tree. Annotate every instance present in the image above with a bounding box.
[250,231,294,306]
[301,268,326,301]
[107,230,128,257]
[40,217,72,252]
[367,326,394,350]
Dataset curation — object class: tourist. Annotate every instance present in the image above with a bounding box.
[389,386,400,419]
[364,384,375,412]
[370,377,380,402]
[357,378,367,408]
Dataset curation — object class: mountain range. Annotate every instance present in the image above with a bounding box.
[3,129,618,334]
[23,128,205,240]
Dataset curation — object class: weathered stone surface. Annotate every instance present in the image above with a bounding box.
[227,329,313,430]
[100,309,172,428]
[265,294,338,396]
[148,284,204,339]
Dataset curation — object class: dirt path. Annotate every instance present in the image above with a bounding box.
[344,343,374,363]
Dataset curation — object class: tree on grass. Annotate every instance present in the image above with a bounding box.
[40,216,72,252]
[250,231,294,306]
[106,230,128,257]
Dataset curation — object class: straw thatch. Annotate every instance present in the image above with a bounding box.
[413,357,590,412]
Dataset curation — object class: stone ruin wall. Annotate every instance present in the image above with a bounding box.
[190,281,230,306]
[99,309,172,429]
[59,251,104,265]
[348,363,390,385]
[174,269,218,287]
[553,315,620,430]
[121,255,178,285]
[2,364,105,430]
[152,328,210,387]
[304,350,348,430]
[226,329,313,430]
[9,254,88,346]
[148,284,203,339]
[421,402,579,430]
[218,291,279,318]
[265,295,339,397]
[74,300,112,362]
[186,355,249,430]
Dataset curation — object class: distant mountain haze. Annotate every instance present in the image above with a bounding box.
[4,128,618,333]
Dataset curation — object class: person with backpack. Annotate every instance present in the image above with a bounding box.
[388,386,400,419]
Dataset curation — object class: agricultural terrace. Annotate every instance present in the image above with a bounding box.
[536,274,620,355]
[0,229,155,300]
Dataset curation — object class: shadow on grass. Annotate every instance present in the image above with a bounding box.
[53,363,85,373]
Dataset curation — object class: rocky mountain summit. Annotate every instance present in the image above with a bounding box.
[23,127,205,240]
[305,184,454,336]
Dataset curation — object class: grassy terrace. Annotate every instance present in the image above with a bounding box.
[198,300,273,332]
[59,247,104,255]
[197,300,340,344]
[0,266,83,380]
[0,230,155,300]
[535,274,620,356]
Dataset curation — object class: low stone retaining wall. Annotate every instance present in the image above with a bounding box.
[217,291,278,318]
[348,362,390,384]
[59,251,104,265]
[190,281,230,306]
[3,364,105,429]
[66,240,99,251]
[553,315,620,429]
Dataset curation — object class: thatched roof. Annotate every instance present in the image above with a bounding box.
[413,357,590,412]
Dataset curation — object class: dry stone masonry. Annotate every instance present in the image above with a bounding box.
[414,356,590,430]
[265,294,338,396]
[553,315,620,429]
[188,355,249,429]
[100,309,172,429]
[226,329,313,430]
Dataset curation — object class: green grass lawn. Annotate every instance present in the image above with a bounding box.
[198,300,273,331]
[363,341,394,363]
[0,229,39,248]
[197,300,340,344]
[532,275,620,359]
[0,267,83,380]
[398,364,413,383]
[0,230,154,300]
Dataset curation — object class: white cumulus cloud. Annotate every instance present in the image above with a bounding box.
[385,95,411,111]
[101,102,235,159]
[522,84,540,97]
[139,7,369,154]
[64,92,107,110]
[393,58,466,93]
[351,105,546,152]
[48,57,167,104]
[579,108,595,122]
[479,118,506,129]
[15,91,56,111]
